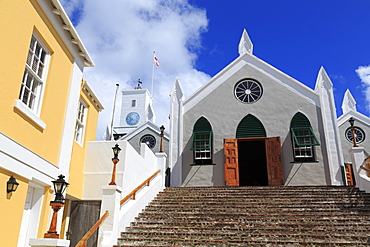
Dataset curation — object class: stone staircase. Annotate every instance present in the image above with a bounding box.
[115,186,370,246]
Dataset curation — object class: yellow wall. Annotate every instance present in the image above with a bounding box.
[0,0,74,165]
[0,169,29,246]
[67,82,101,199]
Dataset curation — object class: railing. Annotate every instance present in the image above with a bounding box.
[75,210,109,247]
[120,169,161,205]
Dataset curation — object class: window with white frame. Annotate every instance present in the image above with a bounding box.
[191,131,212,164]
[290,113,320,162]
[18,34,49,114]
[74,100,88,144]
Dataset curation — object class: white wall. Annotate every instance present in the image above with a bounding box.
[83,141,160,200]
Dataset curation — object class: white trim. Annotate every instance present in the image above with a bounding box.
[74,98,88,145]
[120,121,169,141]
[338,110,370,127]
[0,132,60,184]
[14,100,46,130]
[57,63,83,176]
[38,0,94,67]
[183,52,319,113]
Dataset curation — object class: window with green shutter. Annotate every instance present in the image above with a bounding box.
[290,113,319,162]
[191,117,213,165]
[236,114,266,138]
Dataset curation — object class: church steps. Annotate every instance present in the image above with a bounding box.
[118,231,369,242]
[116,186,370,246]
[130,221,370,229]
[116,237,369,247]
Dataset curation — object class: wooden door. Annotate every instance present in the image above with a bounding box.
[224,139,239,186]
[67,201,101,247]
[265,137,284,186]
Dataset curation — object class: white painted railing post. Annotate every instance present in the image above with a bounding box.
[349,146,365,188]
[156,152,167,186]
[98,185,122,247]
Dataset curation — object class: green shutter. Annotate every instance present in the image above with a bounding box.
[291,127,320,146]
[236,115,266,138]
[194,117,212,132]
[291,112,311,128]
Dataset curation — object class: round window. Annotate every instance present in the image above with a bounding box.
[345,127,365,144]
[234,79,263,103]
[140,134,156,149]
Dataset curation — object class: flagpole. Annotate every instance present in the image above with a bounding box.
[151,51,155,97]
[110,83,119,141]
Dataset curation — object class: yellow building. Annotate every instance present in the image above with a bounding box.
[0,0,103,246]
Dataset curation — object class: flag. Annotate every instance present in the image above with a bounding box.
[153,52,160,68]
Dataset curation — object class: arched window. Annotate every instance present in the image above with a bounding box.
[190,117,213,165]
[236,114,266,138]
[290,112,320,162]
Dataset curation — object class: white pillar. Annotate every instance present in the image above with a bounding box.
[156,152,167,187]
[29,239,70,247]
[349,146,365,188]
[98,185,122,247]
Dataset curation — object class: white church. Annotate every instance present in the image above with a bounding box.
[102,29,370,190]
[167,29,370,188]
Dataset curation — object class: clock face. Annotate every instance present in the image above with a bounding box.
[126,112,140,125]
[346,127,365,144]
[140,135,156,149]
[234,79,263,104]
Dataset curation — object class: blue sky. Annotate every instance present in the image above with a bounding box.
[187,1,370,116]
[61,0,370,138]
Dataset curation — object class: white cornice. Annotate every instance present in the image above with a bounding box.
[41,0,94,67]
[82,80,104,111]
[120,121,169,141]
[338,110,370,127]
[183,51,319,113]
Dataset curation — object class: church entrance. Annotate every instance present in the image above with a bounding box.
[224,137,284,186]
[238,138,268,186]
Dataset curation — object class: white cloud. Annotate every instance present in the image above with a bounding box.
[356,65,370,111]
[60,0,210,139]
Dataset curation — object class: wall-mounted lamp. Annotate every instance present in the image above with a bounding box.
[7,175,19,193]
[44,174,69,239]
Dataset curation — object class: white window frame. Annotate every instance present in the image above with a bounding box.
[74,99,88,145]
[15,33,50,129]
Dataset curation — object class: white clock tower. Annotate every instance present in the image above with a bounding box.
[116,88,156,135]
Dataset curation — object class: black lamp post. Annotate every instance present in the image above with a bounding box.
[109,144,121,185]
[159,125,165,153]
[7,175,19,193]
[349,117,358,147]
[45,175,69,239]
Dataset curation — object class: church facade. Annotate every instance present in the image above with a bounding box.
[169,29,345,187]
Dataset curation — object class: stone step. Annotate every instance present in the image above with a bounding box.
[119,230,369,241]
[149,198,370,206]
[138,210,370,219]
[143,207,370,214]
[126,225,370,234]
[162,186,362,192]
[130,220,370,229]
[117,234,370,246]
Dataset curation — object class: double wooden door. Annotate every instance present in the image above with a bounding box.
[224,137,284,186]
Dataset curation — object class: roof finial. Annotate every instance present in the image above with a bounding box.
[238,29,253,56]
